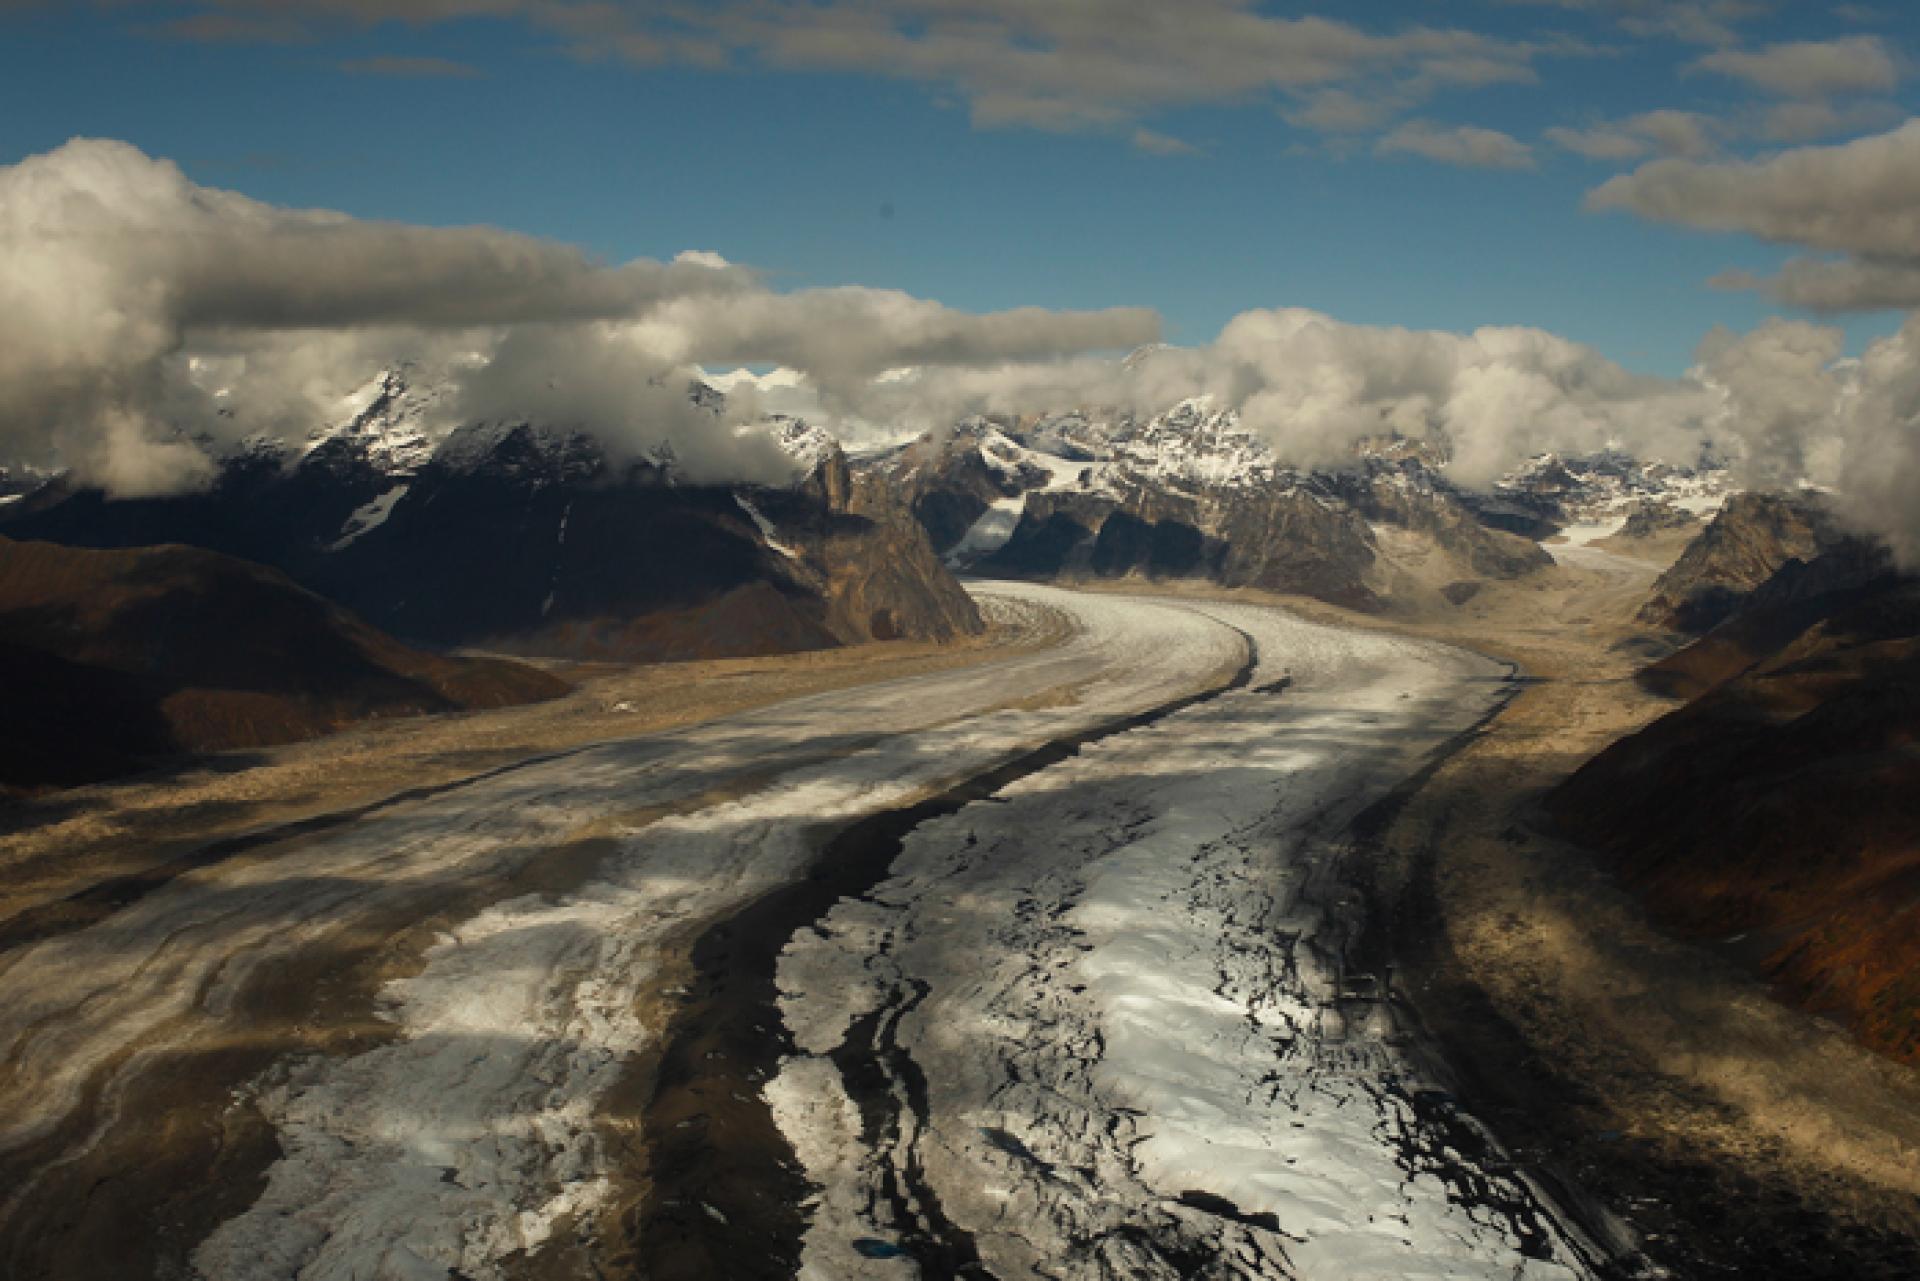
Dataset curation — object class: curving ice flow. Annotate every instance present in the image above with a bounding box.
[0,585,1242,1279]
[771,601,1593,1279]
[0,584,1598,1280]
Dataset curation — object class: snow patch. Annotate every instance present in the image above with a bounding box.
[325,485,409,552]
[736,492,800,560]
[945,493,1027,565]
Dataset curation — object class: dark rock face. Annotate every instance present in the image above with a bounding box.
[0,535,567,792]
[1552,558,1920,1067]
[1616,498,1697,540]
[1331,462,1551,581]
[862,415,1552,612]
[1,424,981,662]
[979,483,1379,606]
[1638,491,1837,633]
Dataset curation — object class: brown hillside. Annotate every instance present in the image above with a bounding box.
[0,536,567,792]
[1552,573,1920,1065]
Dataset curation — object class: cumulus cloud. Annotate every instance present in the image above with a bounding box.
[1753,97,1902,143]
[0,138,1156,493]
[1375,121,1536,169]
[627,288,1157,406]
[1130,128,1199,156]
[1282,88,1399,135]
[1694,318,1849,485]
[1588,119,1920,309]
[1697,318,1920,565]
[1183,310,1709,485]
[452,325,800,484]
[1582,120,1920,257]
[804,309,1715,490]
[716,304,1920,570]
[1691,36,1902,98]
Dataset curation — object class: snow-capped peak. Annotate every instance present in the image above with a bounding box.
[303,365,445,476]
[771,417,837,474]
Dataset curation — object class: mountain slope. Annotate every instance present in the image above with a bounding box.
[1638,491,1837,633]
[0,371,982,662]
[857,406,1552,611]
[0,535,569,792]
[1551,559,1920,1065]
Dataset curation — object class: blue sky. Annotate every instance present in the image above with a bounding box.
[1,1,1916,375]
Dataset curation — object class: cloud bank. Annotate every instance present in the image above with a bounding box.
[0,138,1155,491]
[10,136,1920,575]
[1699,318,1920,565]
[786,309,1718,491]
[716,310,1920,574]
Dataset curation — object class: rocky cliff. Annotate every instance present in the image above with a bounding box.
[1638,491,1837,633]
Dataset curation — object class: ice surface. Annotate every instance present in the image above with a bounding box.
[1,584,1601,1279]
[772,601,1593,1279]
[735,492,800,559]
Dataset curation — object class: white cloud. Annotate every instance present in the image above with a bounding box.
[58,1,1574,141]
[1691,36,1902,98]
[706,305,1920,569]
[1754,97,1902,143]
[813,308,1713,489]
[1375,120,1536,169]
[1696,317,1920,565]
[0,138,1157,492]
[1588,119,1920,309]
[1499,0,1768,47]
[1282,88,1400,135]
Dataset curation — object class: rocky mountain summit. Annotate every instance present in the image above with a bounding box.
[2,370,981,661]
[855,402,1556,611]
[3,364,1747,651]
[1638,491,1841,633]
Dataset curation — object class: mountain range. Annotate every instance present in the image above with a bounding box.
[2,369,981,663]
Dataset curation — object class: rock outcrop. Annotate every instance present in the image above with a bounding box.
[1638,491,1837,633]
[1615,498,1698,540]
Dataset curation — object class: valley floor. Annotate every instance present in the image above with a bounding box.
[0,582,1615,1281]
[3,567,1917,1280]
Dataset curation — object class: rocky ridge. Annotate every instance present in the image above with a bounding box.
[854,402,1561,611]
[1,370,982,661]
